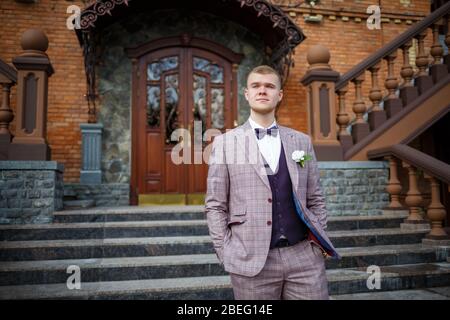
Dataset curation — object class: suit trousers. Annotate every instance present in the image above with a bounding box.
[229,239,329,300]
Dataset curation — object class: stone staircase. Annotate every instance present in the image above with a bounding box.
[0,206,449,299]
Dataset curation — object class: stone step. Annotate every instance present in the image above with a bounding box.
[63,200,95,211]
[329,228,429,248]
[53,208,408,231]
[0,236,214,261]
[327,262,450,295]
[1,262,449,299]
[1,244,448,286]
[0,220,210,241]
[0,223,429,247]
[0,209,424,240]
[53,206,206,223]
[331,286,450,300]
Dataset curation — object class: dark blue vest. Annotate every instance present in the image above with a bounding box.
[265,143,308,248]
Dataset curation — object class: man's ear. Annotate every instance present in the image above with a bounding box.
[244,87,249,101]
[278,89,283,102]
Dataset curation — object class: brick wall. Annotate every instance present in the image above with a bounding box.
[0,0,431,182]
[0,0,89,182]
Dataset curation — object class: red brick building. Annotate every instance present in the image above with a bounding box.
[0,0,448,205]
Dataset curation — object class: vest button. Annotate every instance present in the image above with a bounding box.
[267,221,272,226]
[268,198,272,203]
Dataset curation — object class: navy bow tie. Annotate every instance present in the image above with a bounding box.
[254,126,278,140]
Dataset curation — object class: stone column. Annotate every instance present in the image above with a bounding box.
[300,45,343,160]
[80,123,103,184]
[9,29,54,160]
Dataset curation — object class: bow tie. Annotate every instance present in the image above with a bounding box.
[254,126,279,140]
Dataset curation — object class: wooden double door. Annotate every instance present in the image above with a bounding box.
[131,42,239,204]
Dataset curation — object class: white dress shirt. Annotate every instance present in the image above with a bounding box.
[249,117,281,173]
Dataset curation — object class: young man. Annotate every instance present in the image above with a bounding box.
[205,65,340,300]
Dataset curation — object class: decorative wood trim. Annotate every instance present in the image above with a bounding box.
[80,0,132,30]
[125,35,244,63]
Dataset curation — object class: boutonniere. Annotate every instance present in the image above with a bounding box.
[292,150,313,168]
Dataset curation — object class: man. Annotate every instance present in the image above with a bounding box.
[205,65,340,300]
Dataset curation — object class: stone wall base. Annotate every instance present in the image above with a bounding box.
[0,161,64,224]
[64,183,129,207]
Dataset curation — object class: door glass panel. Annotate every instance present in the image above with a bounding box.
[193,74,207,142]
[147,86,160,127]
[211,88,224,129]
[193,57,224,84]
[165,74,179,143]
[147,56,178,81]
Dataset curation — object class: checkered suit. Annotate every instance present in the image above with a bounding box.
[205,121,339,299]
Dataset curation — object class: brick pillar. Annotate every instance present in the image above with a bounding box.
[301,45,343,160]
[9,29,54,160]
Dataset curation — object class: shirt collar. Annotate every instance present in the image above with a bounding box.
[248,117,277,130]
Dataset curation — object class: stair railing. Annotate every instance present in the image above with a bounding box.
[368,144,450,241]
[335,3,450,155]
[301,3,450,161]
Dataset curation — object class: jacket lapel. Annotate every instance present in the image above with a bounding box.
[235,121,271,191]
[279,126,300,193]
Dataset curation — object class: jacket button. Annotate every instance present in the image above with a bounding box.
[268,198,272,203]
[267,221,272,226]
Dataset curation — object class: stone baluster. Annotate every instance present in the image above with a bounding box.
[0,83,13,136]
[367,62,386,130]
[0,82,15,160]
[402,162,426,225]
[424,175,449,240]
[383,52,403,118]
[429,20,447,83]
[350,73,369,143]
[399,41,418,106]
[385,156,403,209]
[414,31,433,94]
[445,15,450,71]
[336,85,353,154]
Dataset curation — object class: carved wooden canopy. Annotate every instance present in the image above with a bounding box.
[75,0,306,118]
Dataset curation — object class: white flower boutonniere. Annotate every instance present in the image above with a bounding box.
[292,150,313,168]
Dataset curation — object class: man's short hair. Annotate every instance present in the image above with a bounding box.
[247,65,282,88]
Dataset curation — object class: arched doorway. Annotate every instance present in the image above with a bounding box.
[127,36,243,205]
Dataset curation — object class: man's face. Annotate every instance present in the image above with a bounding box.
[245,72,283,115]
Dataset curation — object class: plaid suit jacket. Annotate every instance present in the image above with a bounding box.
[205,120,339,277]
